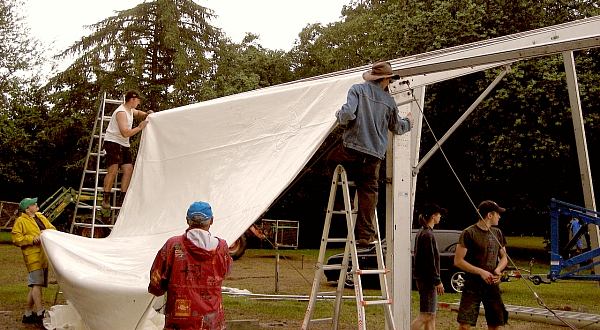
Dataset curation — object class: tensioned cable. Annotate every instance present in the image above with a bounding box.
[405,79,578,329]
[260,235,314,286]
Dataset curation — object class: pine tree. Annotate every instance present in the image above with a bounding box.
[51,0,221,111]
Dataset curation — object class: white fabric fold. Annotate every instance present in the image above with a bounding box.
[42,73,361,329]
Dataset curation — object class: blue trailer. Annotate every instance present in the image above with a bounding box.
[548,198,600,282]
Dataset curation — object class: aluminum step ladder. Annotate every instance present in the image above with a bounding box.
[302,165,395,330]
[69,92,123,238]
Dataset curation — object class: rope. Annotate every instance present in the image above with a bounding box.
[405,79,578,329]
[134,296,157,330]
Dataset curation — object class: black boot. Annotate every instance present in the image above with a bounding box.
[22,313,36,324]
[35,310,45,324]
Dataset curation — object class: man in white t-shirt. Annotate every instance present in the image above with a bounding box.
[102,90,153,209]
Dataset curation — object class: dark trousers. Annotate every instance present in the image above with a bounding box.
[327,144,381,240]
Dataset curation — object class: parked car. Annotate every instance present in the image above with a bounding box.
[324,229,466,293]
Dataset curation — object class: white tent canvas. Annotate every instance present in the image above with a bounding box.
[42,73,362,329]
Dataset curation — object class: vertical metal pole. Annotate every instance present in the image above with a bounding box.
[562,51,600,276]
[549,199,561,278]
[275,219,280,293]
[387,85,425,329]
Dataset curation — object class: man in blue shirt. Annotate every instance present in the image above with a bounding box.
[329,61,412,246]
[569,218,585,254]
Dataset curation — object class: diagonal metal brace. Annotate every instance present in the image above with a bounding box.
[412,65,511,176]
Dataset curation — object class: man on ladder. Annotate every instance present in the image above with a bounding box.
[328,61,412,246]
[302,61,413,329]
[102,90,153,210]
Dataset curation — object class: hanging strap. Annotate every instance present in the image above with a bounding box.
[33,214,47,231]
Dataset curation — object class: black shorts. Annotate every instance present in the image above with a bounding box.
[457,277,508,327]
[104,141,132,166]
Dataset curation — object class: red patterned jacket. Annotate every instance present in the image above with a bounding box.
[149,231,232,330]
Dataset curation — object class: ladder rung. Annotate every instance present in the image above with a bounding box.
[361,299,392,306]
[76,205,121,210]
[90,152,106,157]
[326,238,347,243]
[322,264,344,271]
[84,169,108,175]
[84,169,108,174]
[72,223,114,228]
[81,187,120,193]
[81,187,101,193]
[75,204,96,209]
[358,269,389,275]
[331,210,356,215]
[104,99,122,105]
[309,318,333,323]
[336,181,356,186]
[99,115,112,121]
[316,291,336,296]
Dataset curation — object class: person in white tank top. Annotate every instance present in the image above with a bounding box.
[102,90,153,210]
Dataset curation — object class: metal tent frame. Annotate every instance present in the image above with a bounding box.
[384,15,600,329]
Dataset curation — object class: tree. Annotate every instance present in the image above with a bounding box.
[0,0,47,199]
[208,34,294,98]
[0,0,42,108]
[49,0,222,112]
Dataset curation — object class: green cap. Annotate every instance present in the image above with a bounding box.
[19,197,38,211]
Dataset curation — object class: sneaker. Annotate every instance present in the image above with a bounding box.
[22,313,37,324]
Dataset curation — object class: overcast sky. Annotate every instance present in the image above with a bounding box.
[23,0,348,54]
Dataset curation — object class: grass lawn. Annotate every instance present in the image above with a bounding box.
[0,235,598,329]
[0,231,11,243]
[506,236,547,250]
[219,243,600,329]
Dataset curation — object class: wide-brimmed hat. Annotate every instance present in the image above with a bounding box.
[362,61,400,81]
[186,201,213,224]
[478,200,506,217]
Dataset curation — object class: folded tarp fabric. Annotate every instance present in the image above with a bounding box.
[42,72,361,329]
